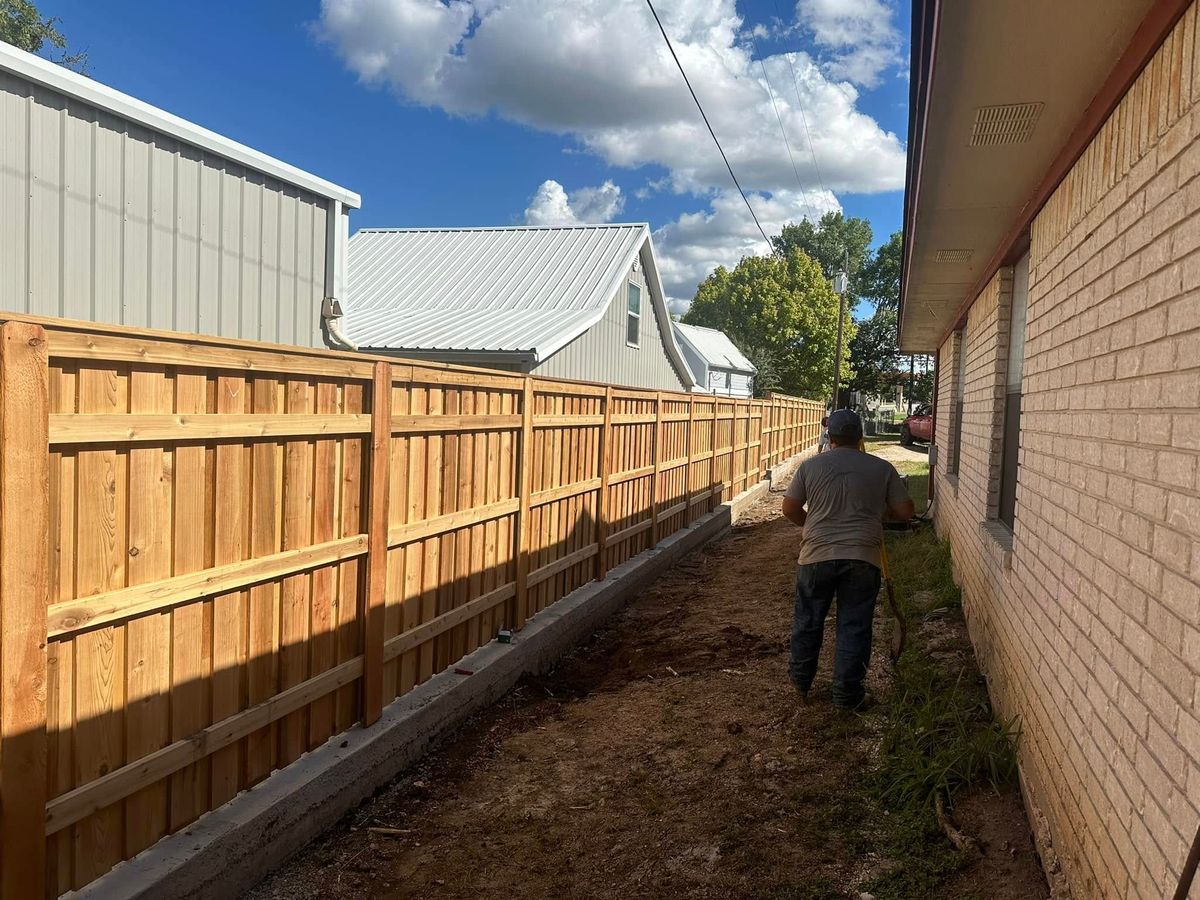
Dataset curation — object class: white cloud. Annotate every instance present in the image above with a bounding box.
[654,188,842,313]
[316,0,905,194]
[523,179,624,226]
[794,0,903,88]
[317,1,904,315]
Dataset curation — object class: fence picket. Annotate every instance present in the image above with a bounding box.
[0,317,822,895]
[0,322,49,900]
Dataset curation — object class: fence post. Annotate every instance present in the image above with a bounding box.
[512,378,534,628]
[650,392,663,545]
[0,321,49,900]
[739,400,748,487]
[710,399,719,504]
[685,395,696,522]
[595,386,613,580]
[362,360,391,727]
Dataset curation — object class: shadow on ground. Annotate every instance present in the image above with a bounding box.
[251,488,1048,900]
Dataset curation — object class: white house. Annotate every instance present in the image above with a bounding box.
[671,322,757,398]
[0,42,360,348]
[342,224,698,392]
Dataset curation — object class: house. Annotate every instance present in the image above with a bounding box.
[0,41,359,348]
[342,224,698,392]
[903,2,1200,897]
[671,322,756,397]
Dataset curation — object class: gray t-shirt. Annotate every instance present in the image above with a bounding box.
[784,448,909,568]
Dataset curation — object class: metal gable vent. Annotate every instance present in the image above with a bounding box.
[934,249,973,263]
[970,102,1044,146]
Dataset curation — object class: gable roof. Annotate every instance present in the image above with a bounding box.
[343,223,697,386]
[672,322,756,374]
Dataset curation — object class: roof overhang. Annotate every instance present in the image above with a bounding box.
[899,0,1181,352]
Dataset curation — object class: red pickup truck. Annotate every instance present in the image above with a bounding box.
[900,405,933,446]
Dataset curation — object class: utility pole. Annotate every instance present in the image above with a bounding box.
[829,256,849,413]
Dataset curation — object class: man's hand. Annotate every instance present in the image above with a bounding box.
[887,497,916,522]
[782,496,807,528]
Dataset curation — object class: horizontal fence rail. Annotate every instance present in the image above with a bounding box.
[0,317,823,898]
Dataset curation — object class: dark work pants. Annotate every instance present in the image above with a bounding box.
[789,559,882,708]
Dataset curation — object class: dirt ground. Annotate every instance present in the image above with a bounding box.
[251,485,1047,900]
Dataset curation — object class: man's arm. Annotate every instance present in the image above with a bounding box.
[888,496,915,522]
[782,496,807,527]
[884,464,915,521]
[782,467,807,527]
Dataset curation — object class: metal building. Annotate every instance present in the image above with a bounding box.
[0,42,359,348]
[344,224,698,392]
[671,322,757,398]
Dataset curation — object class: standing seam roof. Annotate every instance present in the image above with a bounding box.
[672,322,757,373]
[343,225,690,374]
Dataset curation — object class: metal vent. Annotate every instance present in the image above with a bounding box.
[970,102,1044,146]
[934,249,973,263]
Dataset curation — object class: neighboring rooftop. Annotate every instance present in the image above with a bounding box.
[671,322,756,373]
[343,224,681,364]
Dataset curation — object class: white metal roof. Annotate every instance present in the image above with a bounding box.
[0,42,359,208]
[344,224,697,385]
[672,322,756,373]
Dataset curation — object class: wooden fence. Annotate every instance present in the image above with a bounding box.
[0,317,822,898]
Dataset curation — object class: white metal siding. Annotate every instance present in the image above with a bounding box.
[0,70,330,347]
[534,265,689,391]
[707,369,754,398]
[676,337,709,388]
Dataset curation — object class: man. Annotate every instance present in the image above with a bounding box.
[781,410,914,710]
[817,415,830,453]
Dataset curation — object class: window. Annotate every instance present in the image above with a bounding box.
[949,330,967,475]
[626,282,641,346]
[998,254,1029,529]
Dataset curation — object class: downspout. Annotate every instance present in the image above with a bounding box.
[323,198,358,351]
[323,298,357,351]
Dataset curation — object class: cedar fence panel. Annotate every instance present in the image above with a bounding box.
[0,316,823,898]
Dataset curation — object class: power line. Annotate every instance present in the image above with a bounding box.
[782,49,828,200]
[644,0,773,253]
[771,0,829,203]
[759,57,819,224]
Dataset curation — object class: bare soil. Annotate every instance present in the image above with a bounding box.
[251,489,1047,900]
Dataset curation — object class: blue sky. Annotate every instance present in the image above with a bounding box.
[40,0,909,309]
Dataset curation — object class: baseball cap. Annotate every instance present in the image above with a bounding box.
[827,409,863,440]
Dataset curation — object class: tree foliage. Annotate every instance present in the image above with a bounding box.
[684,248,853,400]
[1,0,87,71]
[741,344,781,397]
[859,230,902,310]
[771,211,873,299]
[848,306,902,397]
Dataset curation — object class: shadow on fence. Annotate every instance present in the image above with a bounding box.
[0,316,824,898]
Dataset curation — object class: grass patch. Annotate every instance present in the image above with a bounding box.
[862,527,1021,898]
[884,526,959,614]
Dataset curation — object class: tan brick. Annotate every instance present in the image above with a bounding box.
[934,16,1200,898]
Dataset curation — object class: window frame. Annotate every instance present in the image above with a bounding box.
[625,281,642,348]
[949,329,967,477]
[997,254,1029,530]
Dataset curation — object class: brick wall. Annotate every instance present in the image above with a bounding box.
[932,6,1200,898]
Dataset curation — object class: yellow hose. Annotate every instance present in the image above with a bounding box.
[861,436,906,663]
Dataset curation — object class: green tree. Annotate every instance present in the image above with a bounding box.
[859,230,902,310]
[741,344,781,397]
[770,211,873,299]
[684,249,853,399]
[848,306,902,398]
[1,0,87,71]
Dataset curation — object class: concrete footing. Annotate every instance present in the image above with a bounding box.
[74,450,809,900]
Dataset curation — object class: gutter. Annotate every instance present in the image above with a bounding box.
[896,0,940,352]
